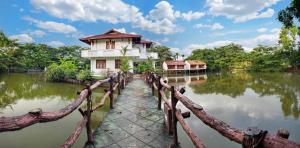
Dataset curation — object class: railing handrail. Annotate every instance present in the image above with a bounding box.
[0,78,111,132]
[0,71,133,148]
[146,72,300,148]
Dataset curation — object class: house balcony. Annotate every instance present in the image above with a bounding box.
[81,49,140,58]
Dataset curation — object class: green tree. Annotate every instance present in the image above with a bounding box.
[278,0,300,28]
[147,45,173,68]
[249,45,285,71]
[120,46,131,73]
[21,43,52,70]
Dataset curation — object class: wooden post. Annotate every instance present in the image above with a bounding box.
[151,74,155,96]
[171,86,179,146]
[109,76,114,109]
[117,72,121,95]
[85,85,93,145]
[157,76,162,110]
[277,128,290,139]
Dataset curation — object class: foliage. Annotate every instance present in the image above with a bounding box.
[59,59,77,79]
[134,60,153,73]
[147,45,173,69]
[0,31,89,73]
[249,46,286,72]
[187,43,249,71]
[278,0,300,27]
[45,63,64,82]
[120,46,131,73]
[76,69,92,81]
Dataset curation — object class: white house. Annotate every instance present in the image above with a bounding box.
[80,29,158,76]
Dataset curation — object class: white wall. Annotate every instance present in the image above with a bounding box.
[132,44,146,53]
[91,38,132,50]
[162,62,168,71]
[90,57,133,76]
[185,61,191,70]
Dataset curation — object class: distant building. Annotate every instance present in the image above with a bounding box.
[80,29,158,76]
[162,60,206,72]
[185,60,207,71]
[162,60,186,71]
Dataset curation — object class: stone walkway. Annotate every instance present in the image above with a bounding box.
[90,79,173,148]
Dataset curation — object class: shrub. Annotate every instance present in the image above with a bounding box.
[76,69,92,81]
[60,59,77,79]
[45,63,64,82]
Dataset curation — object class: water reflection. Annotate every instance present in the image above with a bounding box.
[164,73,300,148]
[0,73,109,148]
[166,73,300,119]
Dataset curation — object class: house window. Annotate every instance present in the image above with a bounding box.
[177,65,184,69]
[106,41,110,49]
[96,60,106,69]
[115,59,121,69]
[167,65,175,69]
[191,65,197,69]
[111,41,115,49]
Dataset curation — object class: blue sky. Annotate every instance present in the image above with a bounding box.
[0,0,290,55]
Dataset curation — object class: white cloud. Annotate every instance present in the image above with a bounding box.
[23,16,77,34]
[212,30,245,36]
[30,0,203,34]
[270,28,280,34]
[30,30,46,37]
[181,11,205,21]
[206,0,279,22]
[194,23,224,30]
[185,31,280,54]
[161,37,170,43]
[48,41,65,47]
[257,28,268,33]
[9,34,34,43]
[115,28,126,33]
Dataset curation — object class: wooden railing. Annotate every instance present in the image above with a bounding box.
[0,72,133,148]
[144,72,300,148]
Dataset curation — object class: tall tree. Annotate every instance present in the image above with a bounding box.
[278,0,300,27]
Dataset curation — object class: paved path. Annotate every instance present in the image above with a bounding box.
[90,79,172,148]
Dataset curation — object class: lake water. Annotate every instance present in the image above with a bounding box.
[0,73,110,148]
[0,73,299,148]
[164,72,300,148]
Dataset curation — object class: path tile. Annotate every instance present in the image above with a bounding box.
[92,79,172,148]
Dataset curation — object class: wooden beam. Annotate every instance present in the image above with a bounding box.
[61,115,88,148]
[175,110,205,148]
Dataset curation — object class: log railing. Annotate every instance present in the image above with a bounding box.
[144,72,300,148]
[0,72,133,148]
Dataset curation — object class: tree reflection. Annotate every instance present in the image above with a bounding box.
[188,73,300,119]
[0,73,83,109]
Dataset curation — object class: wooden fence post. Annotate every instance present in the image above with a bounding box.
[151,74,155,96]
[117,72,121,95]
[157,76,162,110]
[171,86,179,147]
[109,76,114,109]
[85,84,93,145]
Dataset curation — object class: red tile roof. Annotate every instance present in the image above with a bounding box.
[79,29,141,44]
[140,40,153,44]
[164,60,185,65]
[186,60,206,65]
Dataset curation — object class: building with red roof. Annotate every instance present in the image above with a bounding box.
[80,29,158,76]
